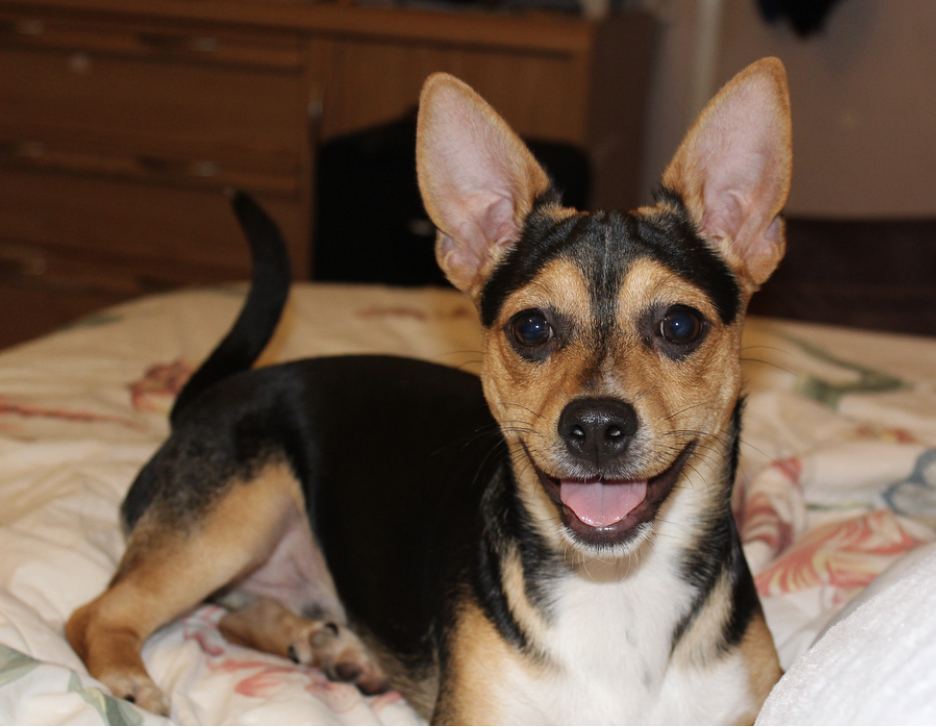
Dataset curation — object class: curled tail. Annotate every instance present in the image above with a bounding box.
[169,191,292,427]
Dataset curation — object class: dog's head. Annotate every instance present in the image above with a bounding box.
[417,59,791,557]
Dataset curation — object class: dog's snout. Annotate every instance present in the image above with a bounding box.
[558,398,638,465]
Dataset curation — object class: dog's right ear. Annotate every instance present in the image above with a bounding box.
[417,74,552,301]
[661,57,792,293]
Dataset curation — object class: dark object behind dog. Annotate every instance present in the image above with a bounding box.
[313,117,590,286]
[750,216,936,337]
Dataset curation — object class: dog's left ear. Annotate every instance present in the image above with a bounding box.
[416,73,552,301]
[662,57,792,292]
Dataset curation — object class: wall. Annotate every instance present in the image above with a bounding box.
[639,0,936,218]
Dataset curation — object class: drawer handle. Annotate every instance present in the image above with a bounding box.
[2,18,45,35]
[0,140,45,159]
[137,155,218,179]
[137,32,220,54]
[2,143,221,183]
[0,245,47,279]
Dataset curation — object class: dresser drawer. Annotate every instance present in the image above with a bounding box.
[0,126,301,196]
[0,236,245,349]
[0,10,304,69]
[0,169,308,276]
[0,15,315,165]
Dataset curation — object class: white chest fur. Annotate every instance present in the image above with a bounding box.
[484,549,754,725]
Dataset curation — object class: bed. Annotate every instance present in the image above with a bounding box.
[0,281,934,724]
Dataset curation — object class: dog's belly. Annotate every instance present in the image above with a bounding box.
[236,502,346,622]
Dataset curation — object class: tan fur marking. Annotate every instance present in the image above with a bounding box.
[671,571,780,725]
[220,597,317,656]
[501,544,552,649]
[435,600,547,725]
[481,255,592,406]
[480,256,595,551]
[735,611,783,724]
[672,571,780,725]
[672,569,736,670]
[67,461,306,714]
[614,256,745,432]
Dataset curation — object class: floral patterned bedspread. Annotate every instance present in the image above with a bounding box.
[0,282,934,725]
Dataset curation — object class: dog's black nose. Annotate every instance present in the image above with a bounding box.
[558,398,638,465]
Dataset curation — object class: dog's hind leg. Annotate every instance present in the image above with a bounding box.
[66,461,311,716]
[216,591,388,694]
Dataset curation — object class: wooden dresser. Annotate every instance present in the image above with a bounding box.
[0,0,655,348]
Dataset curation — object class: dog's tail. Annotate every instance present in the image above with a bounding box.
[169,191,291,427]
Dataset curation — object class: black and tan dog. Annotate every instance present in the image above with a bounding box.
[67,57,791,724]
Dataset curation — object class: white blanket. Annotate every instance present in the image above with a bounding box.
[757,544,936,724]
[0,283,934,724]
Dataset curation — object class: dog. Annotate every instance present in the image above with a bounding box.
[67,57,790,724]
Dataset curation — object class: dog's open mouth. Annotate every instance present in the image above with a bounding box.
[531,442,697,548]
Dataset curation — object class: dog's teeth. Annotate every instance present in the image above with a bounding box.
[560,479,647,528]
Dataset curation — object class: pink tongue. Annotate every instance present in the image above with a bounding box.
[560,479,648,528]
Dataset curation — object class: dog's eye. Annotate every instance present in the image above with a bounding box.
[509,309,553,349]
[656,305,707,354]
[660,306,704,344]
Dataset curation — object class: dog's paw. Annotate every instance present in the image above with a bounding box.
[218,598,389,695]
[101,670,170,717]
[287,620,389,695]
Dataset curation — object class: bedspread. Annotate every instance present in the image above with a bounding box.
[0,282,934,724]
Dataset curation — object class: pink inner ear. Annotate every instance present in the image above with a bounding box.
[702,186,746,241]
[743,214,784,282]
[443,191,520,265]
[693,86,788,282]
[418,79,549,293]
[659,60,790,287]
[703,141,782,235]
[764,214,782,243]
[478,194,521,247]
[435,193,518,290]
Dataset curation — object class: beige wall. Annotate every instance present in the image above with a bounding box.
[639,0,936,218]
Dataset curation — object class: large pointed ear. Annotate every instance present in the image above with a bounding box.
[417,73,552,300]
[662,57,792,292]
